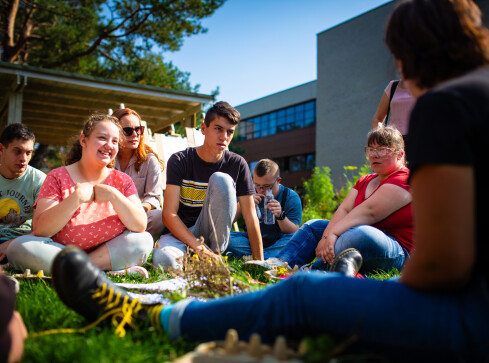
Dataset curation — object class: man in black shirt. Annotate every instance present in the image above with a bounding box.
[153,102,263,270]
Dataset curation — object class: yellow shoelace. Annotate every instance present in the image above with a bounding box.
[30,283,163,338]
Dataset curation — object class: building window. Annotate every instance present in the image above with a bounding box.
[249,153,316,174]
[237,100,316,141]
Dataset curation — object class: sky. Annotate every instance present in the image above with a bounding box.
[163,0,392,107]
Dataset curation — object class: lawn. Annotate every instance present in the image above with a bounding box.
[10,255,399,362]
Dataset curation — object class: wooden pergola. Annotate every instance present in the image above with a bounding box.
[0,62,214,145]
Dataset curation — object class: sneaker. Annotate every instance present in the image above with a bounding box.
[107,266,149,279]
[329,248,363,277]
[243,257,290,273]
[51,246,163,336]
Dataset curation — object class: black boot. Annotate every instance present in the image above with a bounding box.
[51,246,163,336]
[329,248,363,277]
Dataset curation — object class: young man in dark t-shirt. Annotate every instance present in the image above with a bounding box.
[152,102,263,269]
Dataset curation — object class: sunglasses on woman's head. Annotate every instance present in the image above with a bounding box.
[122,126,145,137]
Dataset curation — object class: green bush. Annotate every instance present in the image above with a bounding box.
[301,164,371,224]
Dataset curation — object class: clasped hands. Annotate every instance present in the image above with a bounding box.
[316,233,338,265]
[75,182,115,204]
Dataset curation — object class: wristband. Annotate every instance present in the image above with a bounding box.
[277,211,286,220]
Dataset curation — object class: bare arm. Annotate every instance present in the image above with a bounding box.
[239,194,264,260]
[371,91,389,130]
[400,165,475,291]
[33,183,94,237]
[94,184,147,232]
[317,184,411,263]
[162,185,204,251]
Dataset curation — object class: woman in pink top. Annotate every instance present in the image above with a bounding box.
[6,114,153,275]
[372,79,416,144]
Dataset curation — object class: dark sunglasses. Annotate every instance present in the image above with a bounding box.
[122,126,145,137]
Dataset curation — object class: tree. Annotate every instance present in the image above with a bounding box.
[0,0,225,90]
[1,0,224,169]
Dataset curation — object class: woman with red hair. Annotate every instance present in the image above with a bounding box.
[112,108,164,241]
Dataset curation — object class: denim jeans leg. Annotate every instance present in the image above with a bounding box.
[192,172,237,253]
[276,219,328,267]
[263,233,294,259]
[225,231,252,258]
[171,272,489,360]
[334,225,406,273]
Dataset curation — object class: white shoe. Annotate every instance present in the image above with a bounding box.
[243,257,290,272]
[107,266,149,279]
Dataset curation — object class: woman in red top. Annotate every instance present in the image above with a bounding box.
[247,125,413,274]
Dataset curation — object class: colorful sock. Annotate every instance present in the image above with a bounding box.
[159,304,175,333]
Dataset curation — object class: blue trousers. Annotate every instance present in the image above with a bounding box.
[226,232,293,259]
[167,272,489,360]
[277,219,408,273]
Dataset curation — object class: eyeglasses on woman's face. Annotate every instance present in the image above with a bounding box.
[122,126,145,137]
[364,146,395,158]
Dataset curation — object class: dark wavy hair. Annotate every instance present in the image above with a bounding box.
[204,101,240,126]
[112,108,164,174]
[385,0,489,89]
[65,113,122,167]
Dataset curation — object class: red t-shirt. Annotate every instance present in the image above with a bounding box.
[353,167,413,252]
[36,167,137,249]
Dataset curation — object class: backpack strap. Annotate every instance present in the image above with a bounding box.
[280,187,289,212]
[384,80,399,126]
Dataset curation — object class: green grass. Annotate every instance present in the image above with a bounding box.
[11,258,399,362]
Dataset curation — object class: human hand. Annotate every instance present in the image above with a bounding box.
[93,184,117,203]
[265,198,282,218]
[253,193,264,205]
[75,183,94,203]
[316,234,337,264]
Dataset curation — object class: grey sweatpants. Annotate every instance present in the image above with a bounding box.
[7,230,153,274]
[152,172,237,270]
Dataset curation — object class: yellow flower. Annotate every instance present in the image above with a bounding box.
[344,166,358,170]
[276,267,289,276]
[192,254,199,262]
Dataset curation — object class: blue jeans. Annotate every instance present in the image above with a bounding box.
[277,219,408,273]
[166,272,489,360]
[226,232,293,259]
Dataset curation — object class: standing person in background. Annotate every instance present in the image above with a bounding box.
[0,124,46,265]
[6,113,153,277]
[226,159,302,259]
[371,78,416,148]
[112,108,165,242]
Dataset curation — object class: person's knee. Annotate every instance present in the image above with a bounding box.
[131,232,154,258]
[335,225,373,253]
[209,171,234,187]
[152,245,184,270]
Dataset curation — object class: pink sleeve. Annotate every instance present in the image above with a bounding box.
[37,170,63,203]
[384,80,395,97]
[113,170,137,197]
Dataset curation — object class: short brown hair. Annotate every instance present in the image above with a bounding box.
[254,159,279,179]
[367,125,405,164]
[204,101,240,126]
[385,0,489,89]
